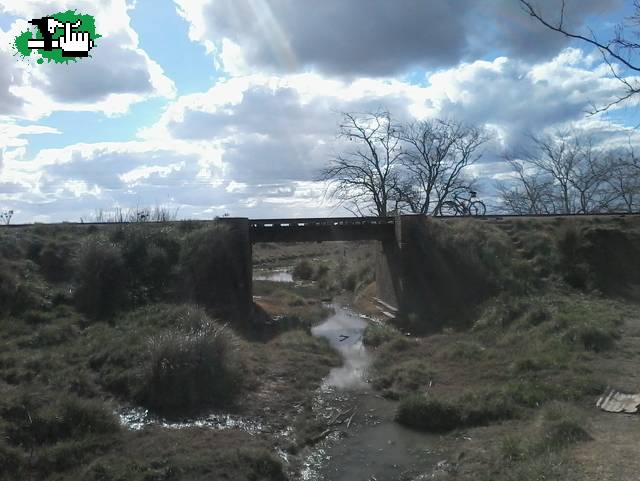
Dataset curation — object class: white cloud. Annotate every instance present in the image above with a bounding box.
[0,0,175,121]
[3,45,638,222]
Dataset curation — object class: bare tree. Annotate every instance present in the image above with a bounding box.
[499,130,640,214]
[395,119,489,214]
[520,0,640,113]
[497,155,557,214]
[321,111,402,217]
[605,146,640,212]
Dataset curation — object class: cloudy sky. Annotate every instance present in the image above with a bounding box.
[0,0,638,222]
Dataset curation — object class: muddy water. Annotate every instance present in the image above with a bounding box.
[306,305,445,481]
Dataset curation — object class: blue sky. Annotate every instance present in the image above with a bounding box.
[0,0,638,222]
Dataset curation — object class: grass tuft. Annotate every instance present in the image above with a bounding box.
[140,308,243,417]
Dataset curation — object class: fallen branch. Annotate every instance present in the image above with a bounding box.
[346,409,357,429]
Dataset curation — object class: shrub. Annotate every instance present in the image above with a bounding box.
[564,324,617,352]
[5,395,119,447]
[362,323,402,347]
[38,242,73,282]
[140,309,243,417]
[0,440,24,478]
[538,403,591,450]
[0,261,35,315]
[556,224,589,288]
[223,447,286,481]
[292,260,314,281]
[116,226,180,302]
[314,264,329,279]
[437,340,486,361]
[372,359,434,399]
[396,395,462,432]
[75,237,128,319]
[396,390,518,432]
[179,225,247,313]
[340,271,358,291]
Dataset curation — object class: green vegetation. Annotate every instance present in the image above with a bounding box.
[362,322,403,347]
[0,222,344,481]
[254,240,376,295]
[75,236,128,318]
[368,292,625,434]
[396,391,516,432]
[476,404,593,481]
[292,259,314,280]
[180,224,248,314]
[140,309,243,417]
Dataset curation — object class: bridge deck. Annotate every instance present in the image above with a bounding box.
[250,216,396,243]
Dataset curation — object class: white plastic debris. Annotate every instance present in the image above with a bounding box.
[596,389,640,413]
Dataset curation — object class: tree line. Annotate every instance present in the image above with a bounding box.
[322,111,640,216]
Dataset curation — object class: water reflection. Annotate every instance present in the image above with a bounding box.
[311,306,371,390]
[253,268,294,282]
[306,305,444,481]
[117,406,265,435]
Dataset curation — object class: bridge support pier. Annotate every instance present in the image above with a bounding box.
[375,215,425,321]
[217,217,253,321]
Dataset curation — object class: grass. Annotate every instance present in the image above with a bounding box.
[2,216,639,480]
[0,222,342,480]
[362,322,403,347]
[253,240,376,295]
[253,280,332,325]
[140,308,243,417]
[365,290,631,437]
[396,389,518,432]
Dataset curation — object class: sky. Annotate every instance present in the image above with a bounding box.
[1,0,639,222]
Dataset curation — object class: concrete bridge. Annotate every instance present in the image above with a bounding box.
[224,215,424,319]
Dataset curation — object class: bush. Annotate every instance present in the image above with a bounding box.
[38,242,73,282]
[75,237,128,319]
[396,390,518,432]
[556,224,590,288]
[564,324,617,352]
[396,395,462,432]
[372,359,434,399]
[292,260,314,281]
[179,225,247,314]
[140,308,243,417]
[0,440,24,478]
[5,395,119,447]
[223,447,286,481]
[362,323,402,347]
[116,226,180,302]
[539,403,591,450]
[0,263,34,315]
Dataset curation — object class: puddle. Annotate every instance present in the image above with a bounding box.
[117,406,266,435]
[311,305,371,390]
[253,268,294,282]
[305,304,445,481]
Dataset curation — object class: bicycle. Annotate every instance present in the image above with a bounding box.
[437,191,486,216]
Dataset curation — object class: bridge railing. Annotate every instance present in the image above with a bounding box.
[249,216,396,228]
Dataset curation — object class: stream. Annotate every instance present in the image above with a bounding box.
[256,267,447,480]
[119,267,447,480]
[305,305,444,481]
